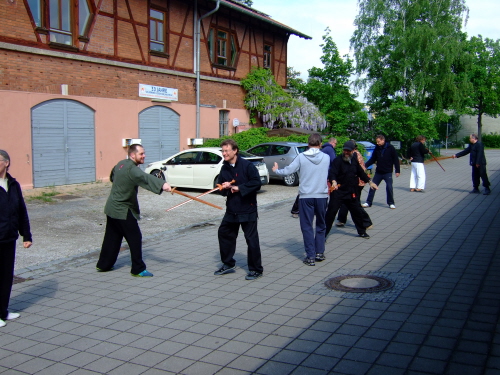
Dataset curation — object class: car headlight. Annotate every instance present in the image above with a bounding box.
[146,163,154,168]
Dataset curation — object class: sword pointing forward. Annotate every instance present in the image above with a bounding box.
[166,180,235,212]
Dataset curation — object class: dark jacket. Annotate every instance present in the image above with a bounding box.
[410,142,429,163]
[329,155,370,199]
[0,173,32,244]
[321,142,336,162]
[365,142,400,174]
[455,141,487,166]
[218,155,261,220]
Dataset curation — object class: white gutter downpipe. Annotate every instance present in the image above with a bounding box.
[195,0,220,139]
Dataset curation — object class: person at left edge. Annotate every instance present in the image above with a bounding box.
[215,139,264,281]
[0,150,32,328]
[96,144,171,277]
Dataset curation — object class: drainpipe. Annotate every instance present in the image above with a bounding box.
[195,0,220,139]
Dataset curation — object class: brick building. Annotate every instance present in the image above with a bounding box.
[0,0,309,188]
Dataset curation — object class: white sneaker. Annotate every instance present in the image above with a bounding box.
[361,203,370,208]
[6,312,20,320]
[389,204,396,209]
[0,320,5,328]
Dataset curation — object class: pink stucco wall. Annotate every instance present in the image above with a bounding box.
[0,90,250,189]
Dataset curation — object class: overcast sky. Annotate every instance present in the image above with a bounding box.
[255,0,500,96]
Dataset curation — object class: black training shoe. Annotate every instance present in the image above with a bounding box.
[483,188,491,195]
[359,233,370,239]
[470,189,480,194]
[303,257,315,266]
[315,253,326,262]
[214,264,236,276]
[245,271,263,280]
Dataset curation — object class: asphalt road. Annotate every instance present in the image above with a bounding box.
[16,180,299,271]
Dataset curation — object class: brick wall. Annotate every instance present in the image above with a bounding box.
[0,49,246,108]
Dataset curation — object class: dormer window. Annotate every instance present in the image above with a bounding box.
[207,27,238,69]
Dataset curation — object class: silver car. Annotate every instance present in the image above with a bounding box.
[246,142,308,186]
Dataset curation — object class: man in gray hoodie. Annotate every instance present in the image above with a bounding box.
[272,133,330,266]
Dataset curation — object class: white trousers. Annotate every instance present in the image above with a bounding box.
[410,162,426,189]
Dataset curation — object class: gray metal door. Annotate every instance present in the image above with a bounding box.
[31,99,95,187]
[139,106,180,170]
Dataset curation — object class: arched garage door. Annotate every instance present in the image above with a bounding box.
[139,106,180,170]
[32,99,95,187]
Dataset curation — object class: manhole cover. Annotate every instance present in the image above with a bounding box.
[325,275,394,293]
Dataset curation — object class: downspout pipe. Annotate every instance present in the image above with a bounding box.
[195,0,220,139]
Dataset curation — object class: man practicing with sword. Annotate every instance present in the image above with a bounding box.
[214,139,264,280]
[96,144,171,277]
[452,133,491,195]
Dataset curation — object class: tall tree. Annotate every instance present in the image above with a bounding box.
[351,0,470,112]
[465,35,500,140]
[301,28,364,134]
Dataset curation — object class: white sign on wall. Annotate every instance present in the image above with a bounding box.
[139,84,178,101]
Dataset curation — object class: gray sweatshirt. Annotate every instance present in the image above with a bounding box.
[275,148,330,199]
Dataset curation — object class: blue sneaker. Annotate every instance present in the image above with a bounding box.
[132,270,153,277]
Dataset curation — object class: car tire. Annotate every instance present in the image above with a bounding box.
[283,172,299,187]
[151,169,166,181]
[213,176,219,189]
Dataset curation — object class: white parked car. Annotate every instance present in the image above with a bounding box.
[144,147,269,189]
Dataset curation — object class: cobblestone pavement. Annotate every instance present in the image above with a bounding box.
[2,149,500,375]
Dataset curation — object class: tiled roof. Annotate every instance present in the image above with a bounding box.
[210,0,312,40]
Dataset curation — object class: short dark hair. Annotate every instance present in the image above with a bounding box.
[308,133,322,147]
[0,149,10,171]
[416,135,426,142]
[470,133,478,140]
[221,139,239,152]
[128,144,144,156]
[376,134,385,141]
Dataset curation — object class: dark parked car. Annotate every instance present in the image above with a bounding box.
[246,142,308,186]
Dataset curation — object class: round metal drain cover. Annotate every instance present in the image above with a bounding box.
[325,275,394,293]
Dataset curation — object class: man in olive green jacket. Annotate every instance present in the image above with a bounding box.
[96,144,171,277]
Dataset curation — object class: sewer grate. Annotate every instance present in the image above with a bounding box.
[325,275,394,293]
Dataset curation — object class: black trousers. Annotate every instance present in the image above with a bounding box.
[218,220,263,273]
[325,192,367,236]
[337,186,372,227]
[0,241,16,321]
[472,165,490,189]
[96,210,146,275]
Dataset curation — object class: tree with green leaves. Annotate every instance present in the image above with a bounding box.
[350,0,471,112]
[300,28,365,135]
[465,35,500,140]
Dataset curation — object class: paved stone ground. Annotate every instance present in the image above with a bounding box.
[1,149,500,375]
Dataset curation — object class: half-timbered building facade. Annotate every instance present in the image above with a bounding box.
[0,0,309,188]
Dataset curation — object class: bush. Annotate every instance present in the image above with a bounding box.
[461,133,500,148]
[482,133,500,148]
